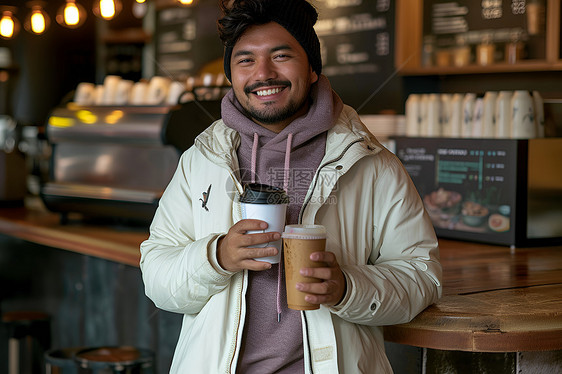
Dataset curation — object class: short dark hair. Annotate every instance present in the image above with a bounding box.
[217,0,322,81]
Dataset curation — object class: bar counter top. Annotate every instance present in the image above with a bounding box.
[1,198,561,352]
[0,198,147,267]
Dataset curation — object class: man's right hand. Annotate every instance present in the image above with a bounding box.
[216,219,280,272]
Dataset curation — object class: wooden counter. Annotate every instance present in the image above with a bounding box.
[0,198,147,267]
[1,198,561,353]
[384,239,562,352]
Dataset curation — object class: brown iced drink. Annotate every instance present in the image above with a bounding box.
[282,225,327,310]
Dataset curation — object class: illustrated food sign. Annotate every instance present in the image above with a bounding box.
[395,137,517,244]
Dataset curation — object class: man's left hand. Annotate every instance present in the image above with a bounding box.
[296,251,346,306]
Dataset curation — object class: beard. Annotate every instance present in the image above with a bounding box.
[237,81,310,125]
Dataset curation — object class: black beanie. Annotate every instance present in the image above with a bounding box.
[222,0,322,82]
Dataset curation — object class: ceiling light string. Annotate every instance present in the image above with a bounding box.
[0,0,197,40]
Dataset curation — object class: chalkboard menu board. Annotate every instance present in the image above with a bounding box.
[311,0,399,113]
[152,0,399,113]
[422,0,546,60]
[154,0,223,79]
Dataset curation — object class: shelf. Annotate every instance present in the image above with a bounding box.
[395,0,561,76]
[400,61,562,76]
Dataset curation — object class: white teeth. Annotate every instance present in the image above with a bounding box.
[256,88,282,96]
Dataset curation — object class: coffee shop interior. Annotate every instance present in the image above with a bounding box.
[0,0,561,372]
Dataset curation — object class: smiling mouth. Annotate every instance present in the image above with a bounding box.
[255,87,284,96]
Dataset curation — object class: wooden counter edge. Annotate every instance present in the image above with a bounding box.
[0,217,141,267]
[384,324,562,352]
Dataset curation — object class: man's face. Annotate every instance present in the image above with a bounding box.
[230,22,319,133]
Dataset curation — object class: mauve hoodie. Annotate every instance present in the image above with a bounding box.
[221,75,343,373]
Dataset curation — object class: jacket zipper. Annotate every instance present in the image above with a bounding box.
[298,137,365,374]
[228,181,245,373]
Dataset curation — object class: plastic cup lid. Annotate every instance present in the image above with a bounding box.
[239,183,289,204]
[282,224,326,239]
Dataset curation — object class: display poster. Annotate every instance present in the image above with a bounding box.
[395,137,518,244]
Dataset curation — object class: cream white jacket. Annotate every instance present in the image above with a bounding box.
[140,105,442,373]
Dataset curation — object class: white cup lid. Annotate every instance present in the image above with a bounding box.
[282,224,326,239]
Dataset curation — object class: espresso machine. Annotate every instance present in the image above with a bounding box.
[41,98,221,223]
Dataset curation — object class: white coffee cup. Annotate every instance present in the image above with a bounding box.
[462,93,476,138]
[146,76,171,105]
[511,90,536,138]
[114,80,134,106]
[449,93,464,138]
[166,81,187,105]
[74,82,96,106]
[239,183,289,264]
[426,94,440,137]
[102,75,122,105]
[532,91,545,138]
[405,94,420,137]
[440,94,452,137]
[482,91,498,138]
[130,82,148,105]
[472,97,484,138]
[94,85,105,106]
[495,91,512,138]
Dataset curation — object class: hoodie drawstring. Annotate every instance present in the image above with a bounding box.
[250,132,293,322]
[251,133,259,184]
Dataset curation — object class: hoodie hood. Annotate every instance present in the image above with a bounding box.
[221,74,343,162]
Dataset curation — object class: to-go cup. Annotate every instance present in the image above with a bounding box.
[282,225,327,310]
[239,183,289,264]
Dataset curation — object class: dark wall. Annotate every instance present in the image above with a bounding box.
[0,0,97,126]
[0,234,182,373]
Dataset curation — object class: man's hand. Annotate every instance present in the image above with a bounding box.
[217,219,280,272]
[296,251,346,306]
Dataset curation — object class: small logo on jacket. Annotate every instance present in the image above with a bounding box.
[199,184,211,211]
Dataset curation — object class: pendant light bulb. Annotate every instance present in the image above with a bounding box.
[65,3,79,25]
[24,2,51,35]
[31,11,45,33]
[0,8,20,40]
[93,0,122,20]
[56,0,87,29]
[135,0,146,3]
[178,0,195,5]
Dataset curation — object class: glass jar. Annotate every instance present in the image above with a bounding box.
[422,35,435,67]
[505,31,525,64]
[476,33,495,66]
[453,35,471,67]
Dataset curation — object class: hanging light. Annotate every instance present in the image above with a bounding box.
[132,1,148,18]
[56,0,87,29]
[24,1,50,35]
[177,0,195,5]
[93,0,122,21]
[0,7,20,40]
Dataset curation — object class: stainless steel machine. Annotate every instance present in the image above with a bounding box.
[41,99,221,223]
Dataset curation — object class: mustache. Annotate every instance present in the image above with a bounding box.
[244,80,291,94]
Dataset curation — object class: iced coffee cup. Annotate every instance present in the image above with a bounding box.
[282,224,327,310]
[239,183,289,264]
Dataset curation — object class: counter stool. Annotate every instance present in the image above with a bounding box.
[74,346,155,374]
[2,311,51,374]
[45,347,83,374]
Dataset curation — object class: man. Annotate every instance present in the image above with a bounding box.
[140,0,442,373]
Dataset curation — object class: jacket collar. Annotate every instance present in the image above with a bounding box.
[194,104,383,170]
